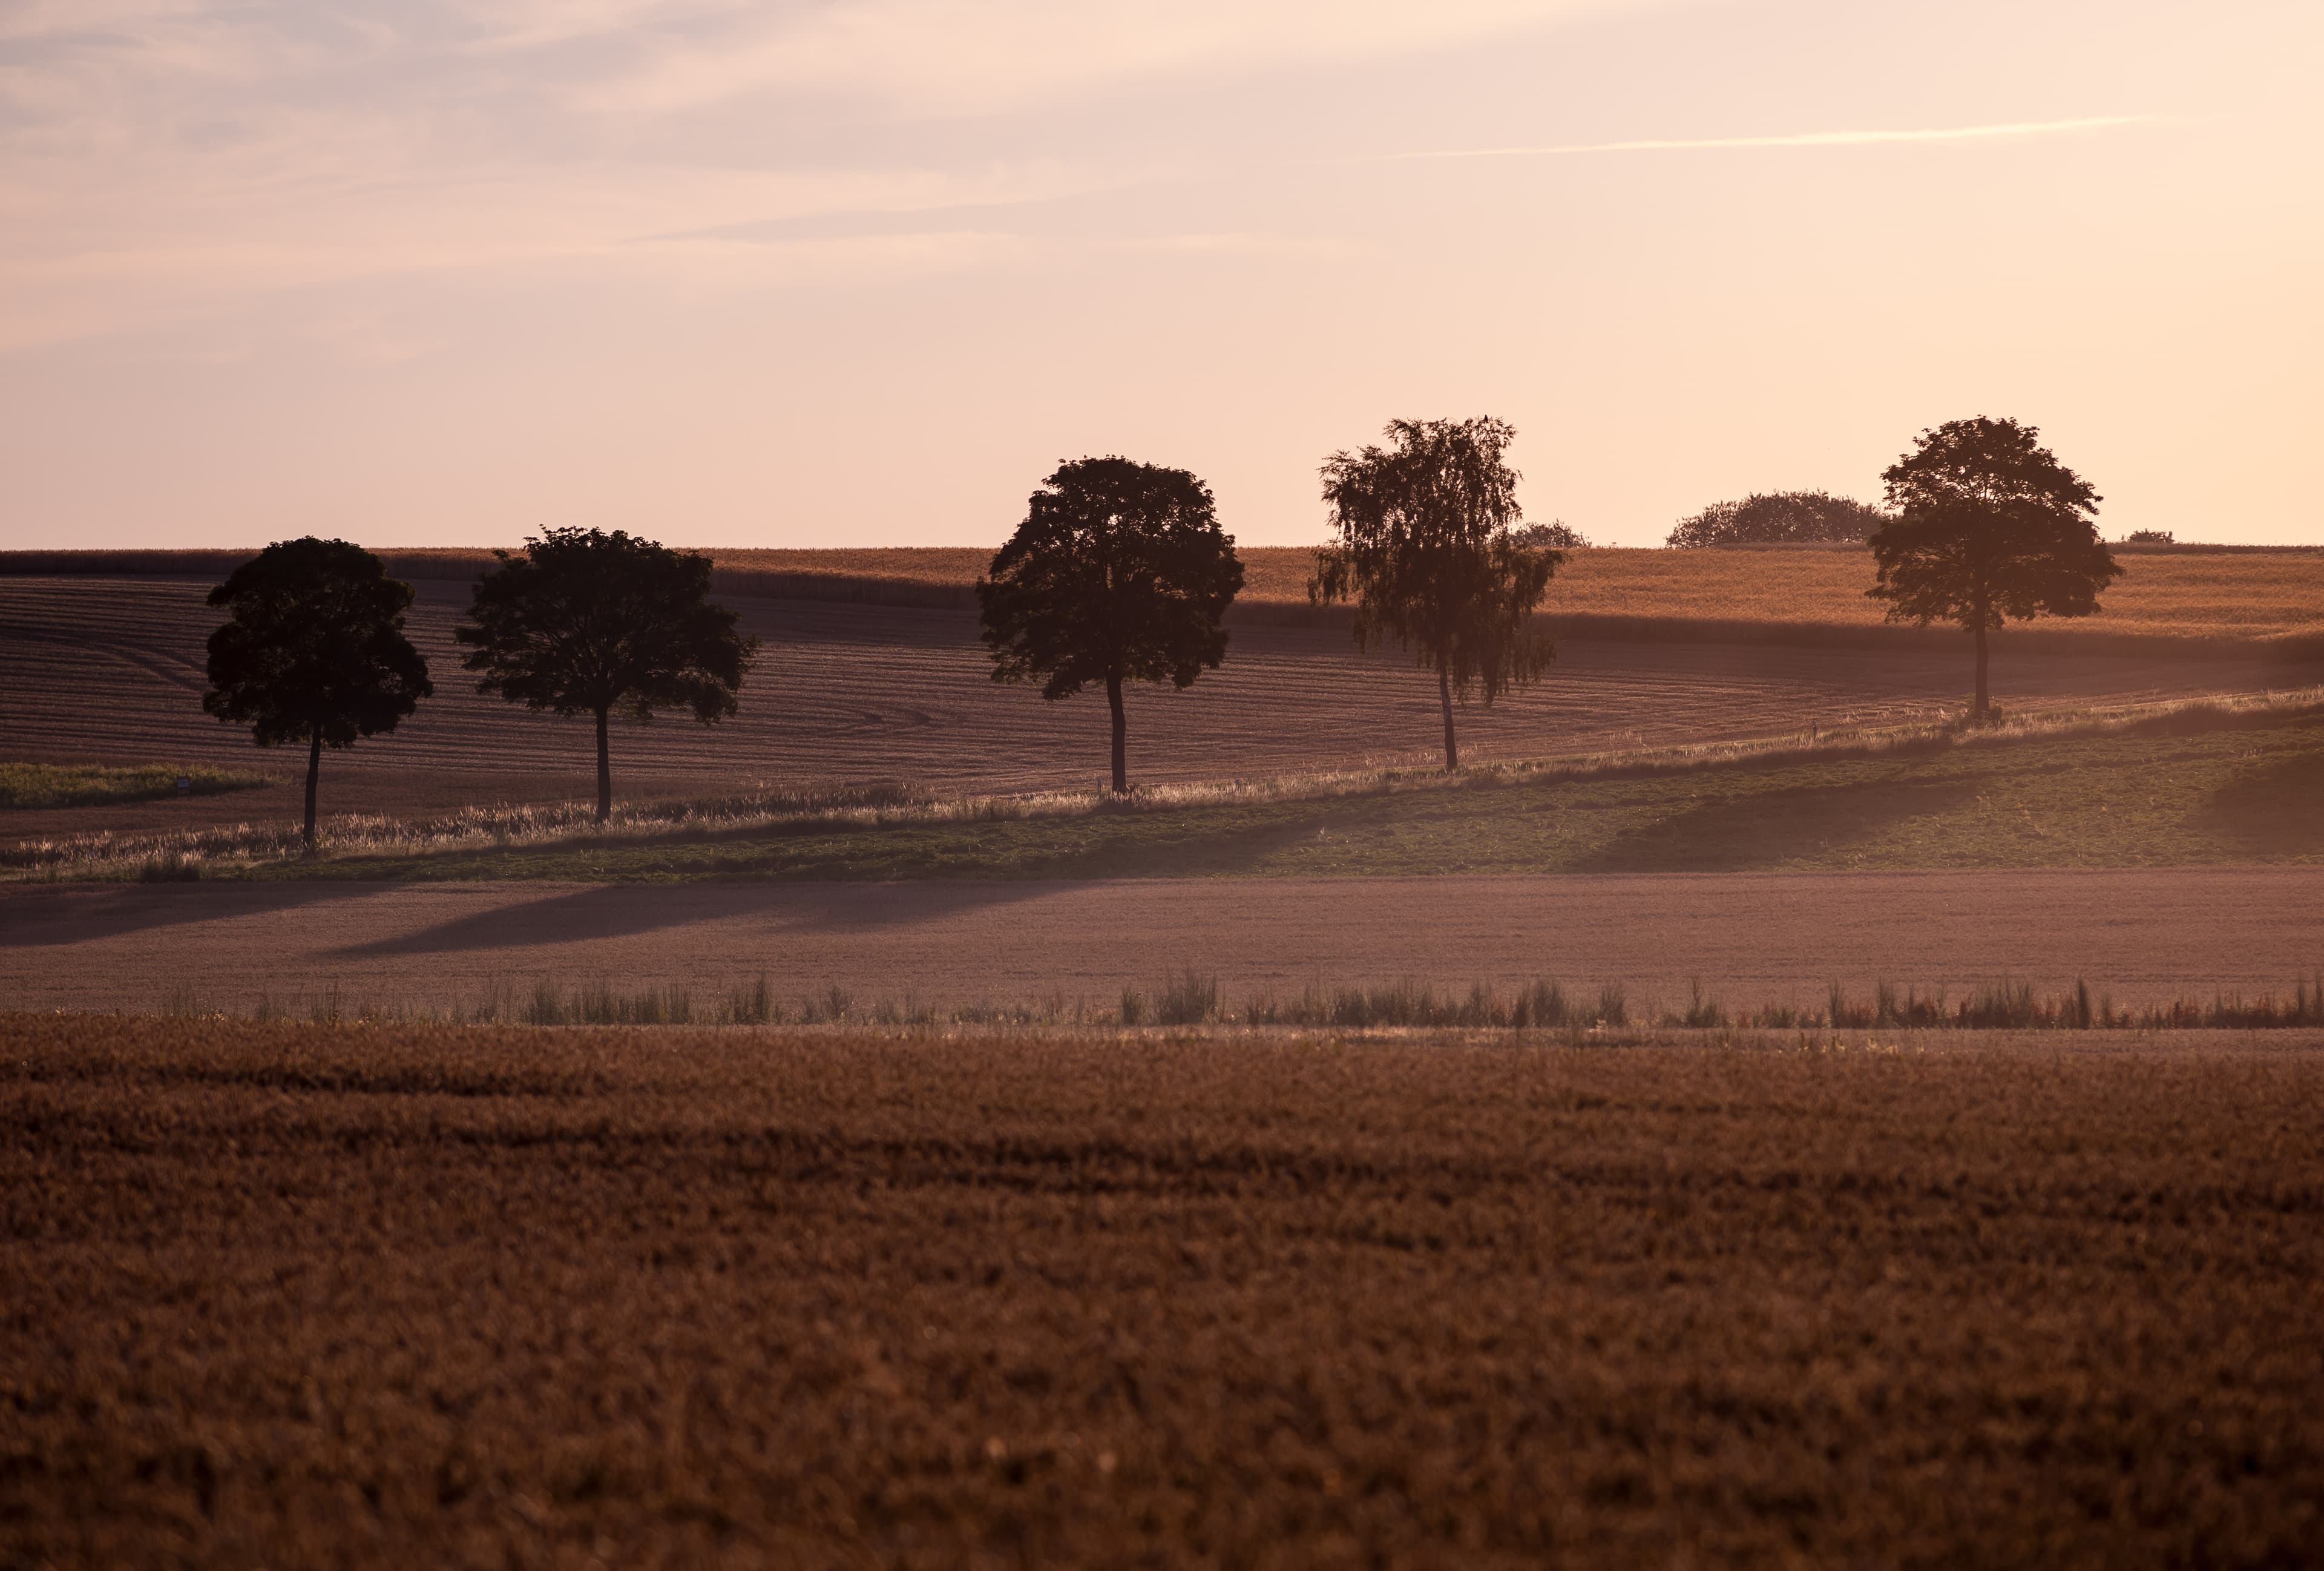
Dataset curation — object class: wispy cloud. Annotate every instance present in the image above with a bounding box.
[0,0,2174,358]
[589,0,1649,117]
[1354,115,2158,162]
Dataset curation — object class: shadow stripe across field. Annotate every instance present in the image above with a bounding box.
[5,868,2317,1015]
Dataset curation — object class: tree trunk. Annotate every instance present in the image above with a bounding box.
[1106,674,1128,795]
[1438,664,1459,772]
[1972,620,1991,721]
[595,707,612,822]
[303,728,322,851]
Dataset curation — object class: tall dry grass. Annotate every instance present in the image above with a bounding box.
[136,968,2324,1034]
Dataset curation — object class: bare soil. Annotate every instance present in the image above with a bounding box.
[4,575,2306,839]
[5,1015,2319,1569]
[7,868,2319,1016]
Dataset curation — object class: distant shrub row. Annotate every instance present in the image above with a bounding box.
[1666,490,1893,548]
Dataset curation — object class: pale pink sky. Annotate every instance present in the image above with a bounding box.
[2,0,2318,548]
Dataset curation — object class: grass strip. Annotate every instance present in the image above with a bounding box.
[287,700,2324,882]
[0,761,269,810]
[11,690,2322,881]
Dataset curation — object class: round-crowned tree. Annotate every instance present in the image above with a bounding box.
[1868,416,2121,720]
[978,456,1244,794]
[1666,490,1890,548]
[456,528,757,821]
[202,537,432,849]
[1311,416,1560,771]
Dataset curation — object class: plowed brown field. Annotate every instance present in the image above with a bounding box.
[5,1014,2320,1568]
[4,575,2305,836]
[7,868,2319,1017]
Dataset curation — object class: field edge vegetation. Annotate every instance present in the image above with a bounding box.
[102,971,2324,1036]
[0,761,270,811]
[9,686,2317,883]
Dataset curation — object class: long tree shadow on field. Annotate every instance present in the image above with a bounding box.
[1574,769,1985,873]
[1023,805,1354,879]
[329,880,1070,958]
[2195,749,2324,859]
[0,883,397,949]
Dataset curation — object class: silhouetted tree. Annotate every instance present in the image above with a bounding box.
[456,528,757,821]
[979,457,1243,794]
[1667,490,1889,547]
[1514,519,1592,549]
[202,537,432,849]
[1868,416,2118,720]
[1312,416,1558,770]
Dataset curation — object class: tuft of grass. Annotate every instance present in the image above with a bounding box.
[1679,979,1726,1029]
[726,974,774,1026]
[1153,971,1219,1026]
[0,762,268,811]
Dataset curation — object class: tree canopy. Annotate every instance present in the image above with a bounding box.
[1513,520,1592,549]
[456,528,757,819]
[1667,490,1890,548]
[1312,416,1558,770]
[1868,416,2119,718]
[202,536,432,847]
[978,456,1244,793]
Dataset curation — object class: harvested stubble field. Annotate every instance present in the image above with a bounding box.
[3,1014,2319,1569]
[6,867,2321,1017]
[2,572,2311,841]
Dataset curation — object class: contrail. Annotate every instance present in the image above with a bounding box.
[1353,114,2153,162]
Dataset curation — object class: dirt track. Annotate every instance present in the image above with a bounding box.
[6,576,2309,836]
[7,868,2317,1014]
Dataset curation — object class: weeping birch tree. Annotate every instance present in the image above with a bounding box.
[1311,417,1560,770]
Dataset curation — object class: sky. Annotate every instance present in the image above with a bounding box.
[2,0,2319,549]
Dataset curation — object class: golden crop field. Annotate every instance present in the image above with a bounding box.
[718,546,2324,643]
[705,545,994,585]
[1520,548,2324,641]
[1026,546,2324,644]
[9,545,2322,642]
[462,545,2324,643]
[5,1014,2320,1568]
